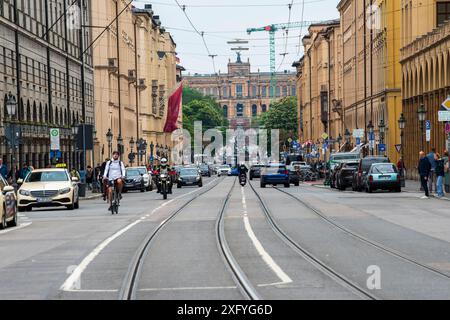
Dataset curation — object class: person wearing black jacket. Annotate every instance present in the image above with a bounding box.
[418,151,431,198]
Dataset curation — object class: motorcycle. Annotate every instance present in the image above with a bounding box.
[159,172,169,200]
[239,173,247,187]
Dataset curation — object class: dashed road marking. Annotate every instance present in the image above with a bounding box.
[0,222,32,235]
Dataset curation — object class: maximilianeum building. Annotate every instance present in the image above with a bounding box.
[0,0,94,170]
[184,55,297,129]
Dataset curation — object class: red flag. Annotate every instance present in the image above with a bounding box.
[164,84,183,133]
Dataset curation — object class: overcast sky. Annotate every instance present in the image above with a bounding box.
[133,0,340,75]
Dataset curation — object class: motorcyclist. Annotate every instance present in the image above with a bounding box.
[238,163,248,179]
[154,158,173,194]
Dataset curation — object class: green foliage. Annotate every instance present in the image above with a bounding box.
[260,96,298,142]
[182,88,228,138]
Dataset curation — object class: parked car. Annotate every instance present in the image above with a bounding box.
[217,165,231,177]
[336,161,359,190]
[0,176,17,229]
[329,152,361,172]
[249,164,265,180]
[198,163,211,177]
[17,169,79,211]
[260,164,290,188]
[287,166,300,186]
[365,163,401,193]
[123,168,146,193]
[134,166,152,191]
[352,156,391,191]
[177,168,203,188]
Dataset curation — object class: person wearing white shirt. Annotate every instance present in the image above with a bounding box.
[103,151,126,210]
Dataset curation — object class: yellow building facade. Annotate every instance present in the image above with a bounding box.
[401,0,450,179]
[92,2,180,166]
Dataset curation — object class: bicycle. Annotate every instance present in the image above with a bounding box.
[109,180,120,215]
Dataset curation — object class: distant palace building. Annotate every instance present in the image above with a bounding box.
[184,54,296,128]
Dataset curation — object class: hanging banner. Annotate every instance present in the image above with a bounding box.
[50,128,60,150]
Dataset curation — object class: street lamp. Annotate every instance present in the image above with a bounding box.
[5,92,18,167]
[117,134,123,157]
[6,92,17,118]
[129,137,135,166]
[150,141,155,167]
[106,129,113,157]
[417,104,427,152]
[367,121,374,155]
[398,113,406,186]
[344,128,351,151]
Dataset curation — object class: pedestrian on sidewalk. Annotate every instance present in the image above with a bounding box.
[86,165,94,191]
[443,150,449,194]
[0,158,8,179]
[435,153,445,198]
[418,151,431,199]
[427,148,437,193]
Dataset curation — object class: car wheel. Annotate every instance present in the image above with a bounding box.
[284,183,290,188]
[18,207,26,213]
[260,182,266,188]
[198,182,203,188]
[74,198,80,210]
[177,183,182,189]
[67,203,75,210]
[9,210,18,227]
[366,185,373,193]
[294,182,299,187]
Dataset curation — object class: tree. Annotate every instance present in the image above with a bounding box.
[260,96,298,144]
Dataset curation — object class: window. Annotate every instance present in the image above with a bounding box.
[291,85,296,96]
[283,86,288,97]
[223,87,228,98]
[437,2,450,25]
[252,85,257,97]
[236,84,243,98]
[236,104,244,117]
[252,105,258,117]
[261,86,267,98]
[262,104,267,113]
[223,105,228,118]
[276,86,281,97]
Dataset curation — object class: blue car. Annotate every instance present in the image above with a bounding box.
[229,167,240,176]
[260,164,290,188]
[365,163,401,193]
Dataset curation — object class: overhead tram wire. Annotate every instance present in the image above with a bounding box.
[297,0,306,56]
[134,0,332,8]
[277,1,295,72]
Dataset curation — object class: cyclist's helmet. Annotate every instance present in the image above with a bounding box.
[160,158,168,166]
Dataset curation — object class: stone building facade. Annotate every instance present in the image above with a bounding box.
[401,0,450,179]
[184,56,296,129]
[293,20,343,153]
[92,3,180,166]
[0,0,94,170]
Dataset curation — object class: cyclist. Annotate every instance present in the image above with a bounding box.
[103,151,126,211]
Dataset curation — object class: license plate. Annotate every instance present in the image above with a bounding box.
[380,175,391,180]
[37,198,52,203]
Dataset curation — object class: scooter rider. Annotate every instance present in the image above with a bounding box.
[154,158,173,194]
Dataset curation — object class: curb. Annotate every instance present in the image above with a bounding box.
[80,194,103,201]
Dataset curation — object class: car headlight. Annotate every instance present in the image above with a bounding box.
[19,189,31,196]
[59,188,71,195]
[196,176,200,180]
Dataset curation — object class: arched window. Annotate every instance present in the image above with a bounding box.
[223,105,228,118]
[3,94,8,120]
[262,104,267,113]
[39,103,43,123]
[19,98,24,121]
[64,109,68,125]
[252,104,258,117]
[26,100,31,122]
[45,104,49,123]
[60,108,63,125]
[55,107,59,125]
[252,86,257,97]
[49,105,53,123]
[236,104,244,117]
[33,102,37,122]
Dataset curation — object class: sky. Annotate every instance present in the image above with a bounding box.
[133,0,340,75]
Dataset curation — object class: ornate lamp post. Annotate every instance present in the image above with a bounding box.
[398,113,406,187]
[150,141,155,168]
[5,92,18,167]
[129,137,135,166]
[106,129,113,157]
[367,121,374,155]
[417,104,427,151]
[117,134,124,158]
[379,119,386,155]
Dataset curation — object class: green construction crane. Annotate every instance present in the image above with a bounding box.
[247,21,318,99]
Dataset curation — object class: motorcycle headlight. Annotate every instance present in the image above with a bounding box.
[160,174,167,179]
[19,189,31,196]
[59,187,71,195]
[179,177,183,181]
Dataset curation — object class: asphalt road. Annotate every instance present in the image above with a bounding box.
[0,176,449,300]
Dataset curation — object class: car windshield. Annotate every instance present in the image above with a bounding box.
[220,166,229,169]
[345,163,359,168]
[362,158,389,171]
[181,169,198,175]
[330,154,360,162]
[26,171,68,182]
[136,168,147,174]
[372,164,397,174]
[126,169,141,177]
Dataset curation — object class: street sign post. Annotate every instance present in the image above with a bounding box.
[353,129,364,139]
[50,128,60,150]
[426,120,431,142]
[438,111,450,122]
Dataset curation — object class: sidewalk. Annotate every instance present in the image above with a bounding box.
[403,179,450,200]
[80,190,103,201]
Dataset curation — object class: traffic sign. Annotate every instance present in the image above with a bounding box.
[356,138,361,145]
[441,97,450,110]
[322,133,329,140]
[395,144,402,153]
[353,129,365,139]
[426,120,431,142]
[50,128,60,150]
[378,144,386,152]
[426,120,431,130]
[438,111,450,122]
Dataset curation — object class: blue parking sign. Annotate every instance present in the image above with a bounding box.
[378,144,386,152]
[426,120,431,130]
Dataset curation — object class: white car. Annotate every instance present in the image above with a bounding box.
[217,165,231,177]
[0,176,17,229]
[134,166,152,191]
[17,169,80,211]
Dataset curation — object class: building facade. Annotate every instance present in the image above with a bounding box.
[401,0,450,179]
[0,0,94,170]
[184,56,296,129]
[294,20,343,153]
[92,2,180,166]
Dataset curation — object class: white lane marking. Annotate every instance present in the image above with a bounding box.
[0,222,32,235]
[257,281,291,287]
[63,289,119,293]
[60,178,218,292]
[241,187,292,285]
[139,286,237,292]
